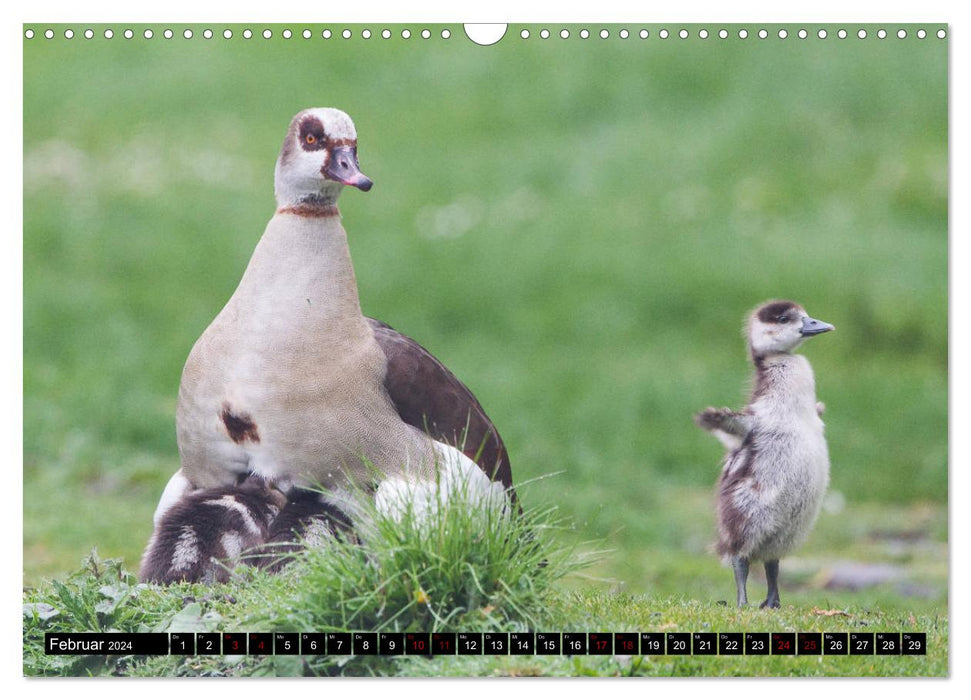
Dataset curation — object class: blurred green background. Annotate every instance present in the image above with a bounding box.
[24,25,947,611]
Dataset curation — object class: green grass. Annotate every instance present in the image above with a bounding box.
[23,492,947,678]
[23,23,948,677]
[23,482,582,677]
[250,478,577,637]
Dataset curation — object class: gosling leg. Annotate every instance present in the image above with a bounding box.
[732,556,750,607]
[760,559,781,609]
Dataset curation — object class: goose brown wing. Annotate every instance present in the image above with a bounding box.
[367,318,515,497]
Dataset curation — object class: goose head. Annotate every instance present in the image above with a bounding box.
[274,107,373,209]
[747,300,834,360]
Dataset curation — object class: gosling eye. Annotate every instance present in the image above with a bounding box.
[778,315,790,324]
[305,134,317,145]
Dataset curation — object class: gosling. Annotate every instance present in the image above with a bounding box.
[139,476,353,583]
[139,476,287,584]
[695,300,833,608]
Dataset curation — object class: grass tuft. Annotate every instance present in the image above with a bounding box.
[238,475,588,674]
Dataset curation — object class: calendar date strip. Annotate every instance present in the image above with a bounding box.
[46,631,927,656]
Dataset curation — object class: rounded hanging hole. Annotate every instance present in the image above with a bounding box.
[464,24,507,46]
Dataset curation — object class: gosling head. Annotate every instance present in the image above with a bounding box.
[274,107,373,209]
[747,300,834,361]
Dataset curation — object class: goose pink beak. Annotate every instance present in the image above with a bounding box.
[323,146,373,192]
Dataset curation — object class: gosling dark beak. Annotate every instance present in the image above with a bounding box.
[800,316,835,336]
[323,146,373,192]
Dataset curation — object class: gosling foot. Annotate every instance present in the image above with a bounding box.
[732,556,750,607]
[759,559,781,609]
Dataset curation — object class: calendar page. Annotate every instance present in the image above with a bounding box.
[22,20,948,678]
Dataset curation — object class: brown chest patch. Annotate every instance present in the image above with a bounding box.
[220,402,261,444]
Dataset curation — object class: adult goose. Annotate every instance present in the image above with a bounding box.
[146,109,513,579]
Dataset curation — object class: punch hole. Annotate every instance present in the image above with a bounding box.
[817,29,827,39]
[105,29,114,39]
[263,29,272,39]
[798,29,808,39]
[242,29,253,39]
[778,29,787,39]
[401,28,411,39]
[540,29,550,39]
[144,29,153,39]
[362,29,372,39]
[301,29,311,39]
[917,29,926,39]
[464,24,506,46]
[857,29,867,39]
[738,29,748,39]
[877,29,887,39]
[679,29,688,39]
[758,29,767,39]
[124,29,133,39]
[659,29,669,39]
[897,29,907,39]
[282,29,292,39]
[44,29,53,39]
[639,29,648,39]
[84,29,93,39]
[619,29,629,39]
[342,29,352,39]
[184,29,193,39]
[421,29,430,39]
[601,29,610,39]
[520,29,529,39]
[699,29,708,39]
[322,29,332,39]
[560,29,569,39]
[25,28,34,39]
[203,29,213,39]
[441,29,451,39]
[937,29,946,39]
[580,29,589,39]
[64,29,74,39]
[223,29,232,39]
[164,29,173,39]
[718,29,728,39]
[382,29,391,39]
[837,29,847,39]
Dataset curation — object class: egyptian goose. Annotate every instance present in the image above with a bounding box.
[695,300,833,608]
[139,476,286,584]
[143,109,513,580]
